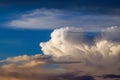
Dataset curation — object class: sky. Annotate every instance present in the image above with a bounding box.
[0,0,120,80]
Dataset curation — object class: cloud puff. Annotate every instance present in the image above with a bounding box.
[7,9,120,31]
[40,27,120,74]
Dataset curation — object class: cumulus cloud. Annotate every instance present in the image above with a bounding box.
[7,9,120,31]
[0,26,120,80]
[40,27,120,75]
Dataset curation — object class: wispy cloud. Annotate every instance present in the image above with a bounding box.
[7,9,120,31]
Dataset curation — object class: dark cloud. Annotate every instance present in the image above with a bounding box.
[0,69,95,80]
[100,74,120,79]
[55,73,95,80]
[0,0,120,15]
[0,0,119,8]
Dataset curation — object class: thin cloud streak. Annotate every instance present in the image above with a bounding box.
[6,9,120,31]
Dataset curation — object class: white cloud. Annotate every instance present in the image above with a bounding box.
[7,9,120,31]
[40,27,120,74]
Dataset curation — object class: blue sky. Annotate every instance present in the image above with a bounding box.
[0,28,52,59]
[0,0,120,60]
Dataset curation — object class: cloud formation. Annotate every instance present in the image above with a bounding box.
[102,26,120,42]
[40,26,120,74]
[0,53,93,80]
[0,26,120,80]
[7,9,120,31]
[0,54,68,80]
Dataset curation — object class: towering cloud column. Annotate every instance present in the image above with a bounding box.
[40,27,120,74]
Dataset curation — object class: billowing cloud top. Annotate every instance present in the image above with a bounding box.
[40,26,120,74]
